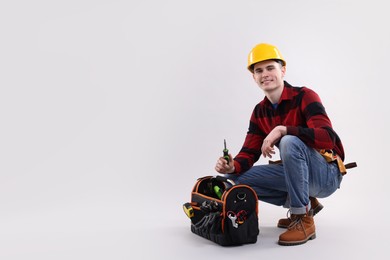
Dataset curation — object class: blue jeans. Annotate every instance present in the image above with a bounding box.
[226,135,343,215]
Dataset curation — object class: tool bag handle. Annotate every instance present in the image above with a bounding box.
[213,175,236,187]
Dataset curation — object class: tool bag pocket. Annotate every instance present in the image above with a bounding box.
[183,175,259,246]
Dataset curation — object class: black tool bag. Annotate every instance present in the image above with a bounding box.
[183,175,259,246]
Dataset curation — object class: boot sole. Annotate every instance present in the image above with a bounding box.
[277,203,324,229]
[278,233,316,246]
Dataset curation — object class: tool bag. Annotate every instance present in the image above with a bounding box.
[183,175,259,246]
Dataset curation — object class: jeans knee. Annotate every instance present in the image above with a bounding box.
[279,135,302,152]
[279,135,306,160]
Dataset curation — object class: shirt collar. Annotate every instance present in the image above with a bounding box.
[263,81,294,107]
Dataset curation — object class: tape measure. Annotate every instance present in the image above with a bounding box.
[183,202,194,218]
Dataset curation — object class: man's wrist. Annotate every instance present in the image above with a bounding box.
[279,126,287,136]
[227,166,235,174]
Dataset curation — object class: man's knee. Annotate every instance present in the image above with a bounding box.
[279,135,307,159]
[280,135,301,150]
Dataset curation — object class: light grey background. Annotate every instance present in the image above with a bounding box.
[0,0,388,259]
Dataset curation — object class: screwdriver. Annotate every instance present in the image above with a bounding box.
[223,139,230,164]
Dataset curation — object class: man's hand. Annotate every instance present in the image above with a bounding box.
[215,154,235,174]
[261,125,287,158]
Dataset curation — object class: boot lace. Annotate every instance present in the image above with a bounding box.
[287,213,311,238]
[288,215,304,230]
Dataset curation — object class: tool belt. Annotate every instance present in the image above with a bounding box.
[269,150,357,176]
[183,175,259,246]
[318,149,357,175]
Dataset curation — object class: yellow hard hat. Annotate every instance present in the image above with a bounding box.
[247,43,286,72]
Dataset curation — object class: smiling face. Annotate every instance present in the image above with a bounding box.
[252,60,286,94]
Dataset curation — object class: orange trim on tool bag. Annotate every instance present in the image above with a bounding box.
[191,192,223,204]
[192,205,201,211]
[192,176,230,197]
[192,176,212,192]
[190,201,199,207]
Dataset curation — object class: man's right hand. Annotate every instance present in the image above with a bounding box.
[215,154,235,174]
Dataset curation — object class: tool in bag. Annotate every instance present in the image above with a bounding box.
[183,175,259,246]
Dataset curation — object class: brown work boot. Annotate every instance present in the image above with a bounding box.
[278,211,316,246]
[277,197,323,228]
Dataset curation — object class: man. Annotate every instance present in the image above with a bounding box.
[215,43,347,246]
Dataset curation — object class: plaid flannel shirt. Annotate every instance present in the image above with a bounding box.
[233,81,345,174]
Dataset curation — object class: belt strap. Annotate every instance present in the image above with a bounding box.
[345,162,358,169]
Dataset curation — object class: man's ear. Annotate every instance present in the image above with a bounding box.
[281,66,286,77]
[252,73,257,82]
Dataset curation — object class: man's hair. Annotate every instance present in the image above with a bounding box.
[250,59,285,72]
[273,59,284,67]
